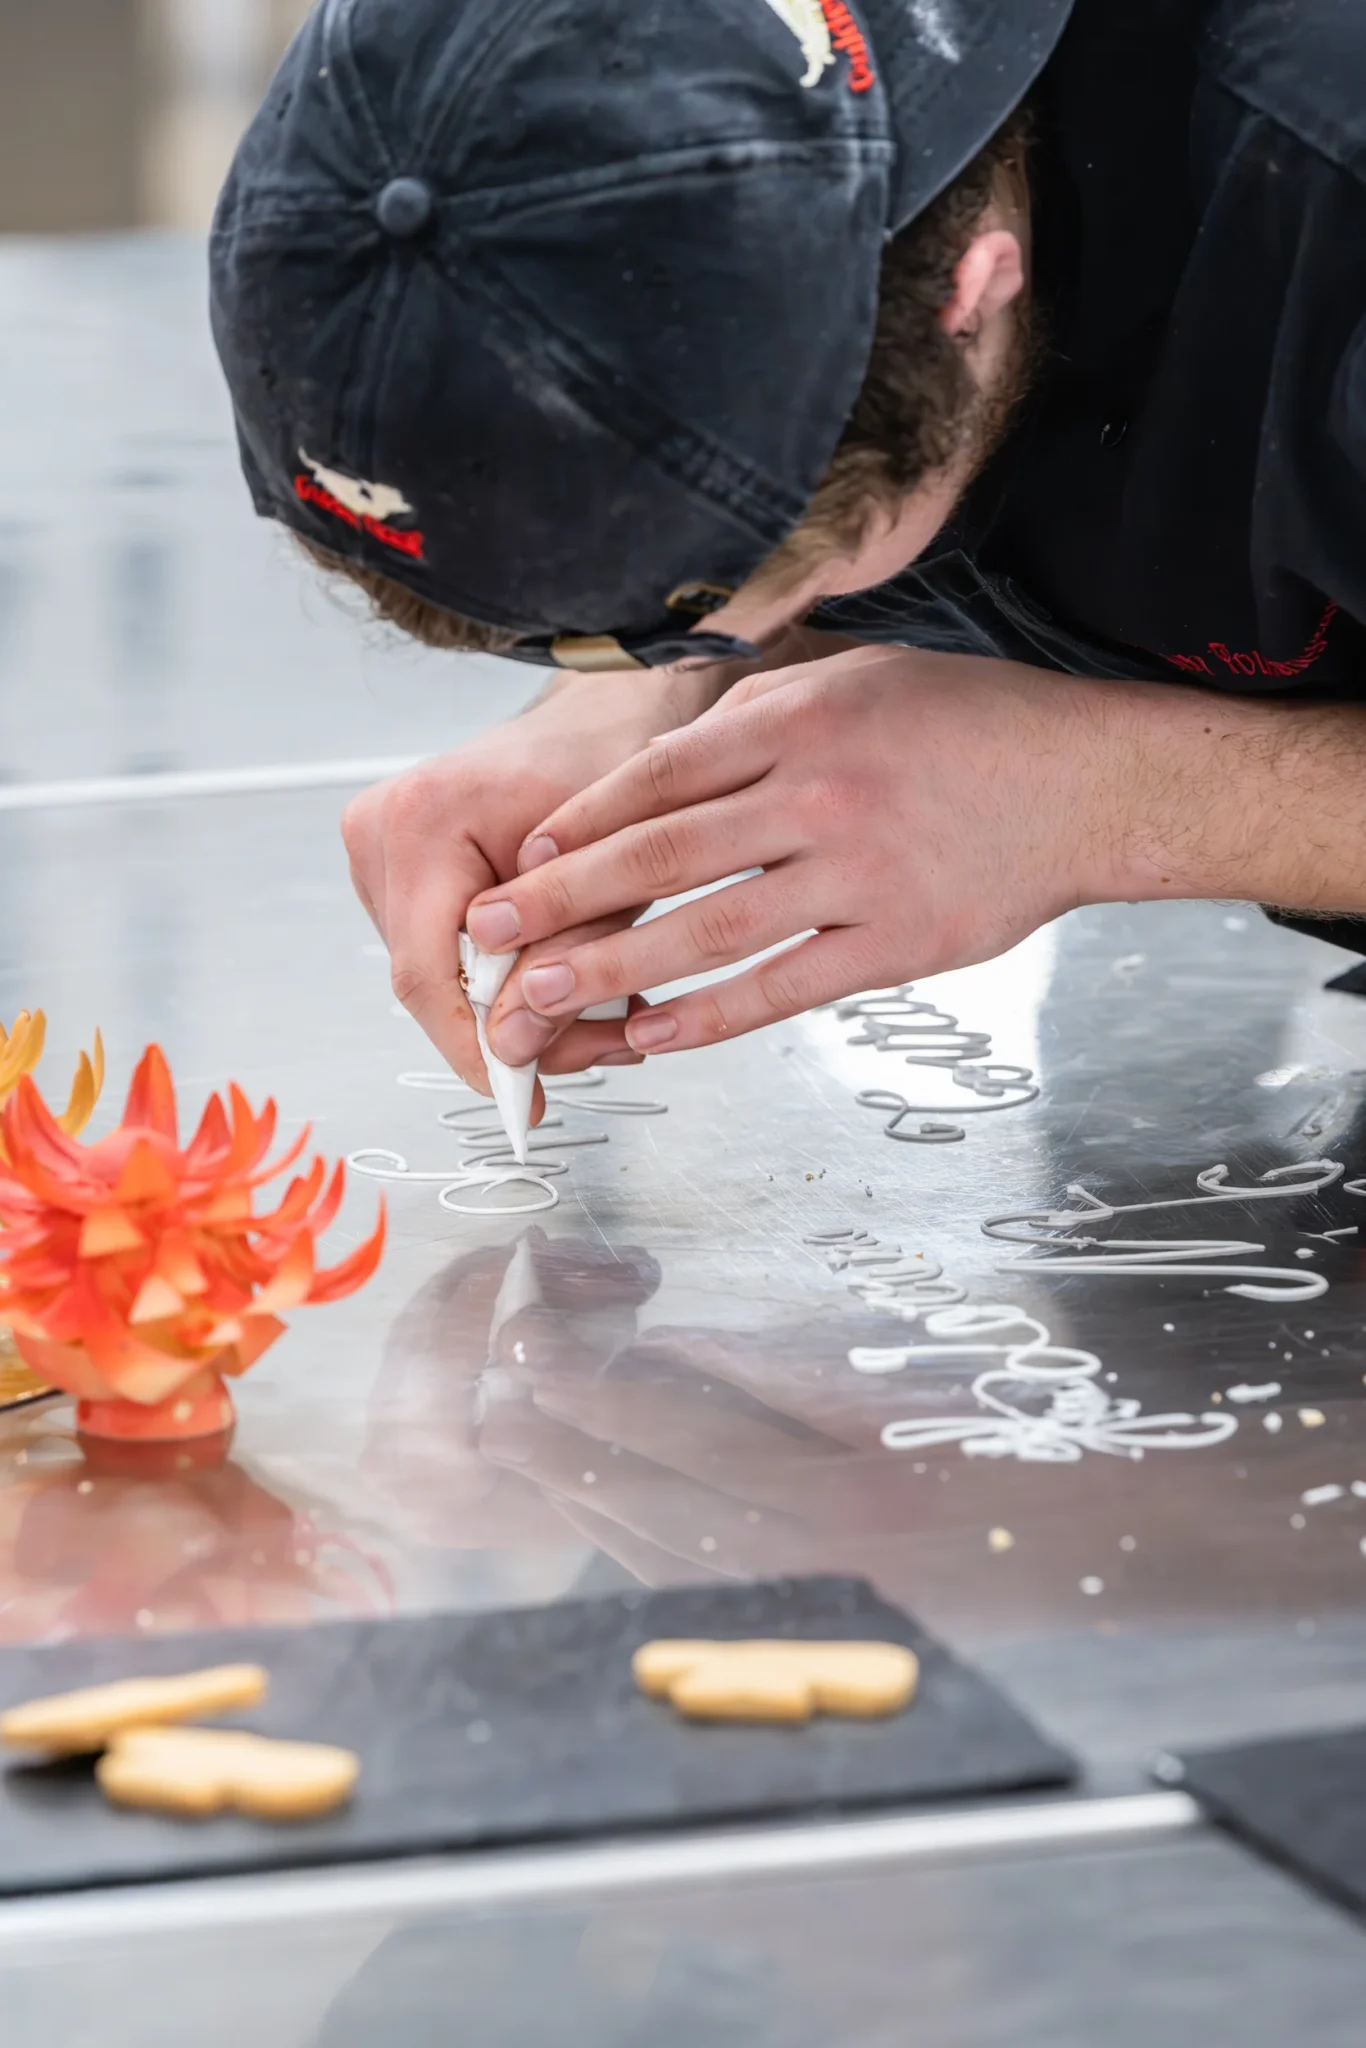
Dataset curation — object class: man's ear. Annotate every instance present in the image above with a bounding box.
[940,230,1026,341]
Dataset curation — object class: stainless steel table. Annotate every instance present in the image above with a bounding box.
[3,233,1365,2042]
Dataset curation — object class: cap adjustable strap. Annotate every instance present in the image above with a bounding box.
[550,634,646,672]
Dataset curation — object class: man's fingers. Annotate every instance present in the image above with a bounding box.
[492,872,825,1031]
[468,791,798,954]
[620,927,875,1055]
[497,698,778,877]
[485,913,642,1067]
[537,1018,643,1075]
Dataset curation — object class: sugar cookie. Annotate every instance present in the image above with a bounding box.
[97,1726,359,1821]
[0,1665,268,1756]
[633,1639,918,1724]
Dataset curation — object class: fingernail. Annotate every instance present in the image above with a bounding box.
[626,1013,679,1051]
[519,835,560,872]
[595,1050,644,1066]
[490,1008,555,1065]
[467,901,520,949]
[521,962,576,1012]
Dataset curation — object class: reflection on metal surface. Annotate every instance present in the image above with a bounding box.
[0,1414,393,1643]
[835,987,1039,1144]
[0,1791,1201,1945]
[983,1162,1342,1302]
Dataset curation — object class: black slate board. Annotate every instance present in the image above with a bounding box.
[0,1574,1074,1897]
[1167,1726,1366,1918]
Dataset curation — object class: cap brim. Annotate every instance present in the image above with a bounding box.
[864,0,1075,229]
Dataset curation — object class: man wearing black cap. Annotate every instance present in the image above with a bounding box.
[212,0,1366,1100]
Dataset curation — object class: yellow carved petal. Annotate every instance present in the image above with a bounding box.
[57,1032,105,1137]
[0,1015,104,1146]
[0,1012,44,1101]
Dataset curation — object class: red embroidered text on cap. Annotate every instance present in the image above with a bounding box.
[294,449,425,561]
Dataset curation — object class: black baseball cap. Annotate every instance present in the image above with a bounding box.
[211,0,1071,669]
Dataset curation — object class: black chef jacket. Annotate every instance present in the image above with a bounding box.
[814,0,1366,952]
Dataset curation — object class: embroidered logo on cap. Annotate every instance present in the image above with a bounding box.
[294,449,425,560]
[763,0,875,92]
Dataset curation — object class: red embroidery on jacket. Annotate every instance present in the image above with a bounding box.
[1164,601,1338,679]
[818,0,876,91]
[294,474,426,561]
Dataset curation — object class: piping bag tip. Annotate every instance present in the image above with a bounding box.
[460,931,535,1166]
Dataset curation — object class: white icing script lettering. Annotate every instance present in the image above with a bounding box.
[981,1161,1343,1303]
[348,1070,667,1216]
[808,1227,1238,1465]
[833,986,1038,1145]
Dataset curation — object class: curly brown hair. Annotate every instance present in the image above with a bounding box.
[299,108,1031,654]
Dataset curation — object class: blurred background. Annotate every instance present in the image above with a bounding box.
[0,0,528,789]
[1,0,311,233]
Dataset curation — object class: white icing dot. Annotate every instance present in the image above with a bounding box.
[1119,1535,1136,1552]
[1264,1413,1283,1433]
[1290,1514,1306,1529]
[76,1479,93,1495]
[582,1472,597,1486]
[134,1609,154,1629]
[1080,1576,1104,1596]
[700,1536,717,1553]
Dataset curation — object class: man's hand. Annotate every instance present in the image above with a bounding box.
[467,642,1363,1062]
[465,646,1143,1059]
[340,665,717,1095]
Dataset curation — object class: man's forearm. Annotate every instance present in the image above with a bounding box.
[1107,681,1366,914]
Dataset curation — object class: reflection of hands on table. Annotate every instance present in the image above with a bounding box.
[362,1230,662,1548]
[476,1319,930,1588]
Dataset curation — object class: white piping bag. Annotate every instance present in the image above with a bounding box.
[459,932,627,1166]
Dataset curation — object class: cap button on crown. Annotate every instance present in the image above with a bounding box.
[375,177,433,239]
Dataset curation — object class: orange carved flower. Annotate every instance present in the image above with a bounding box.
[0,1046,385,1409]
[0,1011,104,1149]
